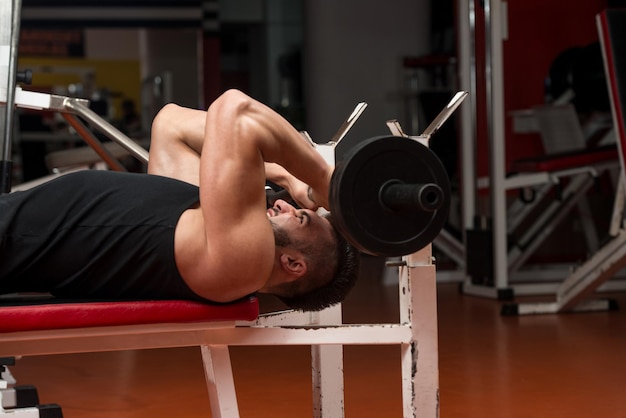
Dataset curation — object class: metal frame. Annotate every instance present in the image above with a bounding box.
[5,87,150,166]
[457,0,626,300]
[502,9,626,315]
[456,0,509,297]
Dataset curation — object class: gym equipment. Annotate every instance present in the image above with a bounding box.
[269,134,451,257]
[466,103,619,293]
[330,135,449,256]
[270,91,467,257]
[502,9,626,315]
[457,0,624,300]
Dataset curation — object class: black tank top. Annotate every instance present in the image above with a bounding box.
[0,170,205,301]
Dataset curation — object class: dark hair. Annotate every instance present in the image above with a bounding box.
[277,214,360,311]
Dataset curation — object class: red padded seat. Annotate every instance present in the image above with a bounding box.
[511,145,618,173]
[0,297,259,333]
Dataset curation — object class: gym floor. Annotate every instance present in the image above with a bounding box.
[9,256,626,418]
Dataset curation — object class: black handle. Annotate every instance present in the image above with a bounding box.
[380,181,444,212]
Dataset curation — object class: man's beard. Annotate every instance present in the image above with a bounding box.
[270,219,292,247]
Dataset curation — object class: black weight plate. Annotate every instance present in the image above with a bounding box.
[329,135,450,256]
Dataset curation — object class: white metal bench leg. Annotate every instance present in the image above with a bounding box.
[201,345,240,418]
[311,304,344,417]
[400,249,440,417]
[312,345,344,417]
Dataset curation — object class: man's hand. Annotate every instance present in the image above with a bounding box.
[266,162,332,210]
[286,177,318,210]
[306,165,333,210]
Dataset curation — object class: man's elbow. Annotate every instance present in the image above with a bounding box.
[211,89,256,117]
[151,103,182,139]
[216,88,248,104]
[208,90,260,138]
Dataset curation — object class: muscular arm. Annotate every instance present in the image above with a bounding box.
[148,102,318,208]
[201,91,332,205]
[148,104,205,185]
[163,90,332,301]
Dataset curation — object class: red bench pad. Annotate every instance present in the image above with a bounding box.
[0,298,259,333]
[511,145,618,173]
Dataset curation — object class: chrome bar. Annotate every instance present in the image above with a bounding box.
[328,102,367,145]
[61,113,127,172]
[63,98,149,164]
[12,87,89,112]
[421,90,469,138]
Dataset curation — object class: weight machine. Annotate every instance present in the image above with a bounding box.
[502,8,626,315]
[456,0,626,308]
[0,1,462,416]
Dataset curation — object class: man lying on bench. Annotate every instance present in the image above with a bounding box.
[0,89,359,312]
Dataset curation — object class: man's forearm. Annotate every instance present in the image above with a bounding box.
[264,163,292,188]
[148,104,207,185]
[265,163,318,208]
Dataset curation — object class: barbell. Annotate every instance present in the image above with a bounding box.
[268,134,450,257]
